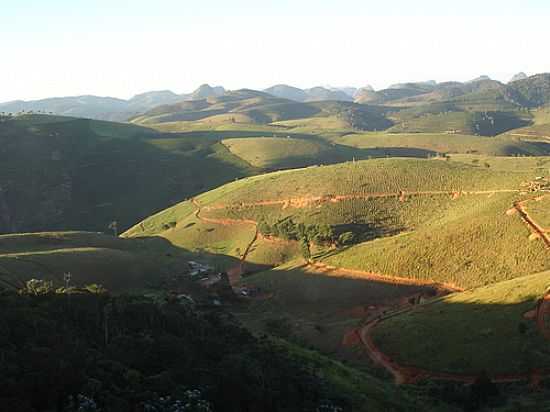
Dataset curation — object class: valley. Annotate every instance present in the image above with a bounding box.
[4,73,550,411]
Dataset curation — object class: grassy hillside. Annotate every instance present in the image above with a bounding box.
[132,90,393,132]
[0,231,203,292]
[371,270,550,375]
[125,158,548,288]
[338,132,550,156]
[221,137,335,168]
[322,192,550,289]
[388,110,530,136]
[0,114,256,233]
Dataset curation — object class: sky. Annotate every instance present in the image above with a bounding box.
[2,0,550,102]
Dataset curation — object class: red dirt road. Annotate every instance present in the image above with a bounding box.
[514,197,550,248]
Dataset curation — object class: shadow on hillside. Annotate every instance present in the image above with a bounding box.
[161,130,318,140]
[331,222,405,244]
[0,233,249,294]
[524,140,550,155]
[242,263,438,310]
[368,297,550,379]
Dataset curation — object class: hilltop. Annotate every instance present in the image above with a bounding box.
[124,158,550,289]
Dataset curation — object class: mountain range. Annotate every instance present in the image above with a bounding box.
[2,72,548,122]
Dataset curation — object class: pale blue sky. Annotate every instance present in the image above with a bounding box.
[2,0,550,101]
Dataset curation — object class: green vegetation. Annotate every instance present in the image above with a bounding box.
[388,110,530,136]
[0,288,424,412]
[0,114,256,233]
[0,231,202,292]
[221,137,337,169]
[323,192,550,288]
[126,158,548,290]
[372,270,550,375]
[338,132,550,156]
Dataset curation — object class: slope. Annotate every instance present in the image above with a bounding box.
[370,270,550,376]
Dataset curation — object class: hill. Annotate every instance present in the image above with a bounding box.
[338,132,550,156]
[124,158,549,289]
[387,109,531,136]
[0,84,226,121]
[370,270,550,376]
[0,231,203,292]
[131,90,394,132]
[263,84,354,102]
[0,114,256,233]
[221,137,342,169]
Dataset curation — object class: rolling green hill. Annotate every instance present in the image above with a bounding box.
[221,137,337,169]
[387,110,530,136]
[371,270,550,375]
[0,231,203,292]
[124,158,549,289]
[338,132,550,156]
[131,89,393,132]
[0,114,256,234]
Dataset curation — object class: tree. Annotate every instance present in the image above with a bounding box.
[21,279,54,296]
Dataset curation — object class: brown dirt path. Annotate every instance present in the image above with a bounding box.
[192,198,259,285]
[358,315,550,385]
[514,198,550,248]
[306,262,464,292]
[201,189,520,212]
[193,190,550,384]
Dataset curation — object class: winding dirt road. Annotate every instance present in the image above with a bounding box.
[193,188,550,384]
[192,198,259,284]
[357,318,549,385]
[514,196,550,248]
[200,189,520,213]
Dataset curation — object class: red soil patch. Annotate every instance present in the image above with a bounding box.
[307,262,463,293]
[514,199,550,248]
[202,189,519,212]
[341,329,362,347]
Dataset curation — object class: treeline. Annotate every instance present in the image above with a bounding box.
[0,282,350,412]
[258,218,358,258]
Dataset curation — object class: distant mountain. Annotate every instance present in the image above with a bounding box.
[127,90,182,110]
[189,84,225,100]
[263,84,308,102]
[263,85,353,102]
[0,84,226,121]
[326,86,358,97]
[509,72,528,83]
[0,95,130,122]
[468,75,492,83]
[506,73,550,107]
[4,73,550,122]
[304,86,353,102]
[132,88,392,131]
[388,80,437,90]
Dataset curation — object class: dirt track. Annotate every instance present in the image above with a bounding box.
[306,262,463,292]
[357,319,549,385]
[201,189,520,212]
[192,190,550,383]
[514,197,550,248]
[192,198,258,284]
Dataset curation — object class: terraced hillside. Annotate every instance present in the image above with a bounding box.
[124,158,549,289]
